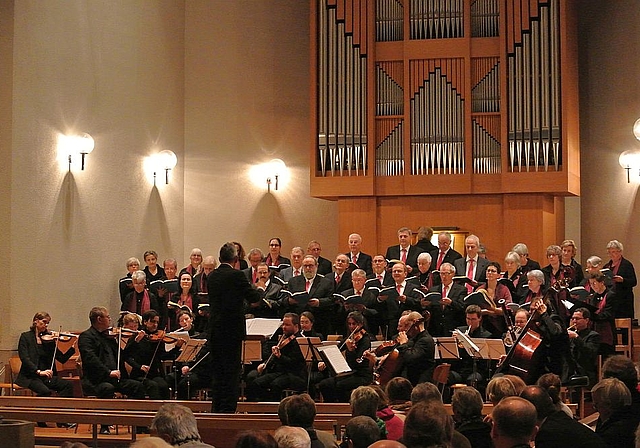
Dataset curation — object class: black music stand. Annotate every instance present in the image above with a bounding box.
[296,336,322,394]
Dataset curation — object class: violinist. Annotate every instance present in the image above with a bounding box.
[318,311,372,402]
[245,313,306,401]
[122,309,170,399]
[16,312,76,398]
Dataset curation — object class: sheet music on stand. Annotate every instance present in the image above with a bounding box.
[164,330,190,351]
[434,337,460,360]
[316,345,353,377]
[176,338,206,363]
[453,329,482,358]
[246,318,282,338]
[474,338,506,360]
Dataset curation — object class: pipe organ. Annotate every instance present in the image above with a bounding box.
[311,0,579,195]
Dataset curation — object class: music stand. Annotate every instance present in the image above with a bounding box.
[297,337,322,394]
[434,337,460,360]
[176,339,206,363]
[316,345,353,377]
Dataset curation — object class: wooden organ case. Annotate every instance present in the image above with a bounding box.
[310,0,579,260]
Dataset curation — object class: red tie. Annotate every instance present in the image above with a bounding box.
[396,284,402,295]
[437,251,445,269]
[352,255,358,265]
[401,249,407,263]
[336,274,341,283]
[377,274,382,282]
[252,269,257,283]
[294,269,300,276]
[442,285,448,298]
[466,259,475,293]
[305,280,311,292]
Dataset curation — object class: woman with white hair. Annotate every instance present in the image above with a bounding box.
[603,240,637,319]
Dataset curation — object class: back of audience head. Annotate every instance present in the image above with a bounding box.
[273,425,311,448]
[370,384,391,410]
[235,430,278,448]
[402,400,453,448]
[451,386,484,422]
[519,385,556,421]
[150,403,202,445]
[602,355,639,393]
[536,373,564,404]
[486,375,525,405]
[386,377,413,404]
[591,377,632,420]
[344,415,381,448]
[491,396,538,448]
[369,442,407,448]
[278,393,316,428]
[350,385,380,418]
[410,381,442,405]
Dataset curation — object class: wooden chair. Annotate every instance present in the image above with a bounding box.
[615,318,633,358]
[432,363,451,395]
[1,356,31,396]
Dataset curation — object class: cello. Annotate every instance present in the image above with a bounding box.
[493,280,568,383]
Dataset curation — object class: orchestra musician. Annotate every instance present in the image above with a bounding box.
[122,309,171,399]
[567,308,601,386]
[16,312,76,398]
[245,313,307,401]
[78,306,145,435]
[503,309,529,348]
[318,311,372,402]
[365,311,435,387]
[451,305,493,388]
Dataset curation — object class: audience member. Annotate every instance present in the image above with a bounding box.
[401,400,454,448]
[592,377,638,448]
[235,430,278,448]
[343,416,381,448]
[278,393,339,448]
[274,426,312,448]
[451,386,492,448]
[371,385,405,441]
[490,396,538,448]
[150,403,214,447]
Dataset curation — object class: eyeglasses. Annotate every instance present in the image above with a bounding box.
[269,244,280,247]
[486,269,498,274]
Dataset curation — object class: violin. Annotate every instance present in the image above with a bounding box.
[39,331,77,342]
[260,333,296,375]
[105,327,140,339]
[145,329,180,343]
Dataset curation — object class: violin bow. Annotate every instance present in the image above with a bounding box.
[49,325,62,372]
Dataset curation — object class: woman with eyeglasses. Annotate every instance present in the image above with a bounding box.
[474,261,513,338]
[264,237,291,268]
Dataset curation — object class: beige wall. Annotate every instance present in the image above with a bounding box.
[2,0,640,356]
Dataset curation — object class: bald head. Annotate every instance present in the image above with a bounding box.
[369,441,407,448]
[491,396,538,446]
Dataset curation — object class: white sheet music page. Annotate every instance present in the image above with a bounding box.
[246,318,282,337]
[317,345,352,376]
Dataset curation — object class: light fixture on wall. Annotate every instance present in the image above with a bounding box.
[58,133,95,171]
[266,159,286,192]
[620,118,640,183]
[151,150,178,186]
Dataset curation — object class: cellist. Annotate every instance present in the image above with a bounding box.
[318,311,372,402]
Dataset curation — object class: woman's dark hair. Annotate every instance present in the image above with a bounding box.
[235,430,278,448]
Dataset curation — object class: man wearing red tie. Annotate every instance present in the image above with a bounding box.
[453,234,490,293]
[242,248,264,284]
[345,233,374,276]
[368,255,394,287]
[373,262,423,335]
[385,227,422,273]
[278,247,305,282]
[429,232,463,287]
[425,262,467,337]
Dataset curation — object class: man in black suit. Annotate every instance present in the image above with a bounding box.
[346,233,373,276]
[78,306,145,433]
[429,232,463,287]
[332,253,353,294]
[451,304,494,387]
[247,262,283,318]
[385,227,422,273]
[278,247,304,282]
[208,242,261,413]
[367,254,394,287]
[424,262,466,337]
[307,240,333,276]
[453,234,490,293]
[242,247,264,284]
[372,262,423,333]
[521,385,607,448]
[281,255,335,336]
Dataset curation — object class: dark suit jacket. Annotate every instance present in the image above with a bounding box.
[372,282,423,330]
[317,256,333,276]
[332,270,353,294]
[366,272,394,288]
[385,245,422,271]
[429,249,463,287]
[283,275,334,315]
[208,264,260,343]
[453,257,490,284]
[242,266,258,283]
[345,252,373,276]
[16,331,75,386]
[536,410,607,448]
[426,283,467,337]
[78,326,120,386]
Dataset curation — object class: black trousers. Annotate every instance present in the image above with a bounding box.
[211,340,242,412]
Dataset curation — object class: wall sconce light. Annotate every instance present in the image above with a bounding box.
[620,119,640,183]
[151,150,178,186]
[266,159,286,192]
[58,133,95,171]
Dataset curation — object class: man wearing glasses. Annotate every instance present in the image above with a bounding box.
[78,307,145,434]
[568,308,601,386]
